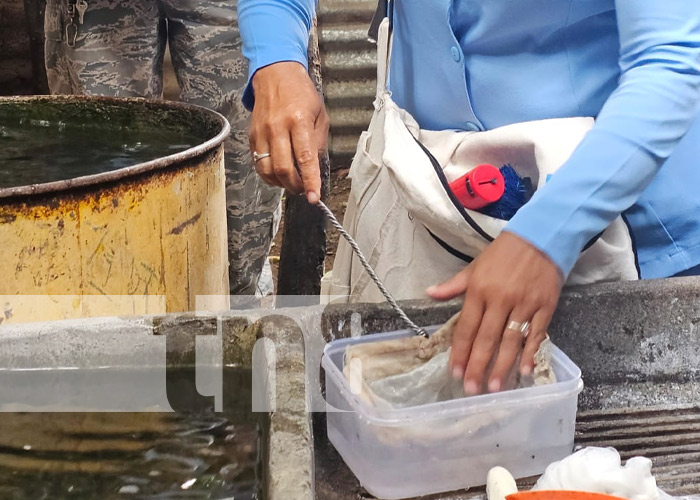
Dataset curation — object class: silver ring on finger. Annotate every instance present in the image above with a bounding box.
[253,151,271,163]
[505,320,531,339]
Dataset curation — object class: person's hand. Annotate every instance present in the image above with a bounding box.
[427,231,564,394]
[249,61,330,204]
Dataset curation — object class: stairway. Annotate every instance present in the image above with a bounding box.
[317,0,378,170]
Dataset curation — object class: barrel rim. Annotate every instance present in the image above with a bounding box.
[0,95,231,200]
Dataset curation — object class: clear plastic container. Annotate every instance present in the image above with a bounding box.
[322,327,583,499]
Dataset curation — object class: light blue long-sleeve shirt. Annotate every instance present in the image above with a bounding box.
[239,0,700,279]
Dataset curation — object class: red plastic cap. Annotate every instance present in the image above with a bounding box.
[448,164,505,210]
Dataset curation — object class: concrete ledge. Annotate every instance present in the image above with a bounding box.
[0,315,156,369]
[314,277,700,499]
[2,276,700,499]
[320,277,700,406]
[0,308,317,500]
[551,277,700,379]
[256,315,315,500]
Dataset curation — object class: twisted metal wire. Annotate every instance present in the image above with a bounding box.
[317,200,428,337]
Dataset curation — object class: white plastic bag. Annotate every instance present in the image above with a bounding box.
[487,447,700,500]
[534,447,659,500]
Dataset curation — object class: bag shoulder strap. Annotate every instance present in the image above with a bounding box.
[368,0,394,99]
[367,0,388,43]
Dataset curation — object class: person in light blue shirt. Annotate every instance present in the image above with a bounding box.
[238,0,700,394]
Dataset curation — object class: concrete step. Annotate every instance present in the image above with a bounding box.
[330,132,363,156]
[317,0,378,170]
[319,23,375,50]
[322,49,377,80]
[323,78,376,108]
[328,106,373,134]
[318,0,376,23]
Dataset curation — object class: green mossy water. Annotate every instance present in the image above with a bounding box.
[0,99,221,190]
[0,367,260,500]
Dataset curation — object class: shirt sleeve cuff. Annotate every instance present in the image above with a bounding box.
[239,1,314,110]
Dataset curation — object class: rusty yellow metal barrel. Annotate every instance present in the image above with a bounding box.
[0,96,230,324]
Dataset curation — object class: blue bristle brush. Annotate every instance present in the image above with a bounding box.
[479,164,533,220]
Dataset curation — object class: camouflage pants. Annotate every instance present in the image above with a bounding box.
[44,0,282,299]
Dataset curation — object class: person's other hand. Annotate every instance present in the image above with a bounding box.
[427,231,563,394]
[249,62,330,204]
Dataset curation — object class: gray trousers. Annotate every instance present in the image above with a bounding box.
[44,0,282,299]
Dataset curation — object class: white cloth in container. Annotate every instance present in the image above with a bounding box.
[344,312,556,411]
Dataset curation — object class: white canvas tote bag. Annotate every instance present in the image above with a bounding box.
[322,18,638,304]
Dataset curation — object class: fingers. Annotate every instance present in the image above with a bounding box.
[249,135,282,188]
[247,63,329,198]
[520,329,548,377]
[462,307,508,394]
[443,232,563,396]
[427,266,471,300]
[520,308,554,376]
[251,115,326,198]
[487,305,538,392]
[448,290,483,380]
[271,128,305,194]
[290,116,321,203]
